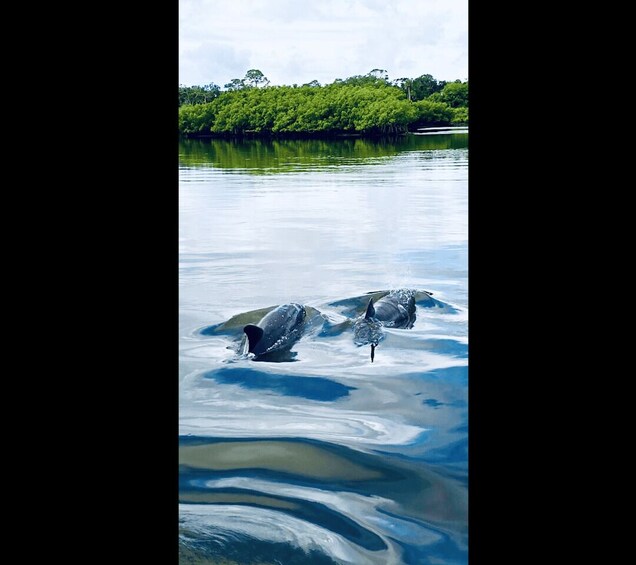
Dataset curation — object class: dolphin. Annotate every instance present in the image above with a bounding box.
[243,303,307,359]
[199,289,442,362]
[353,289,419,362]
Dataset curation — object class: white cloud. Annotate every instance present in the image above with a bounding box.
[179,0,467,87]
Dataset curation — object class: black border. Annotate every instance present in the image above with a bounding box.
[62,4,181,560]
[467,4,553,559]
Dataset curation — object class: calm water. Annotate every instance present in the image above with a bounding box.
[179,134,468,565]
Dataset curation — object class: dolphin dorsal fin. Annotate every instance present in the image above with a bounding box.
[243,324,264,352]
[364,298,375,319]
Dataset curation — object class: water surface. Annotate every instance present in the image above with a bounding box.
[179,134,468,564]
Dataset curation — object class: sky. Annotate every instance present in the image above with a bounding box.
[179,0,467,88]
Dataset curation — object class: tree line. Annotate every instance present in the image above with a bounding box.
[179,69,467,137]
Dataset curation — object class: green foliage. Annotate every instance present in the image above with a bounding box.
[179,101,222,134]
[223,69,270,92]
[413,100,454,126]
[368,68,389,80]
[410,74,446,101]
[435,81,468,108]
[393,74,448,101]
[451,106,468,125]
[224,78,245,91]
[244,69,270,88]
[179,83,220,106]
[334,76,381,87]
[178,70,468,136]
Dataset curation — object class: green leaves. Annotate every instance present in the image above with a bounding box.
[178,73,468,136]
[451,107,469,125]
[244,69,269,88]
[413,100,454,126]
[179,83,220,106]
[178,102,221,134]
[436,81,468,108]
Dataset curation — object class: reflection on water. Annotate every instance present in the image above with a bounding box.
[203,367,356,401]
[179,135,468,564]
[180,437,467,563]
[179,134,468,173]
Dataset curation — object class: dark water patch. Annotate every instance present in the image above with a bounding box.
[388,523,467,565]
[203,367,356,401]
[420,338,467,358]
[433,364,468,383]
[399,537,468,565]
[423,299,458,314]
[423,398,445,408]
[179,437,467,526]
[420,395,467,409]
[363,443,467,486]
[180,529,338,565]
[198,323,229,336]
[451,423,468,434]
[409,365,468,386]
[179,437,389,484]
[181,487,388,551]
[251,350,300,363]
[420,438,469,470]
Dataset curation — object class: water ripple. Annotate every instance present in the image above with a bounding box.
[179,137,468,564]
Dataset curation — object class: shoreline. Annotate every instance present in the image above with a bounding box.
[180,128,468,141]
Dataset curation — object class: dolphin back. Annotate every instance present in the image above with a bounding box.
[243,303,307,356]
[373,291,416,328]
[353,290,417,349]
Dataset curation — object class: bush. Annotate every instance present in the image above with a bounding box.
[413,100,454,126]
[451,107,468,125]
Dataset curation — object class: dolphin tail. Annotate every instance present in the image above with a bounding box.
[243,324,264,353]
